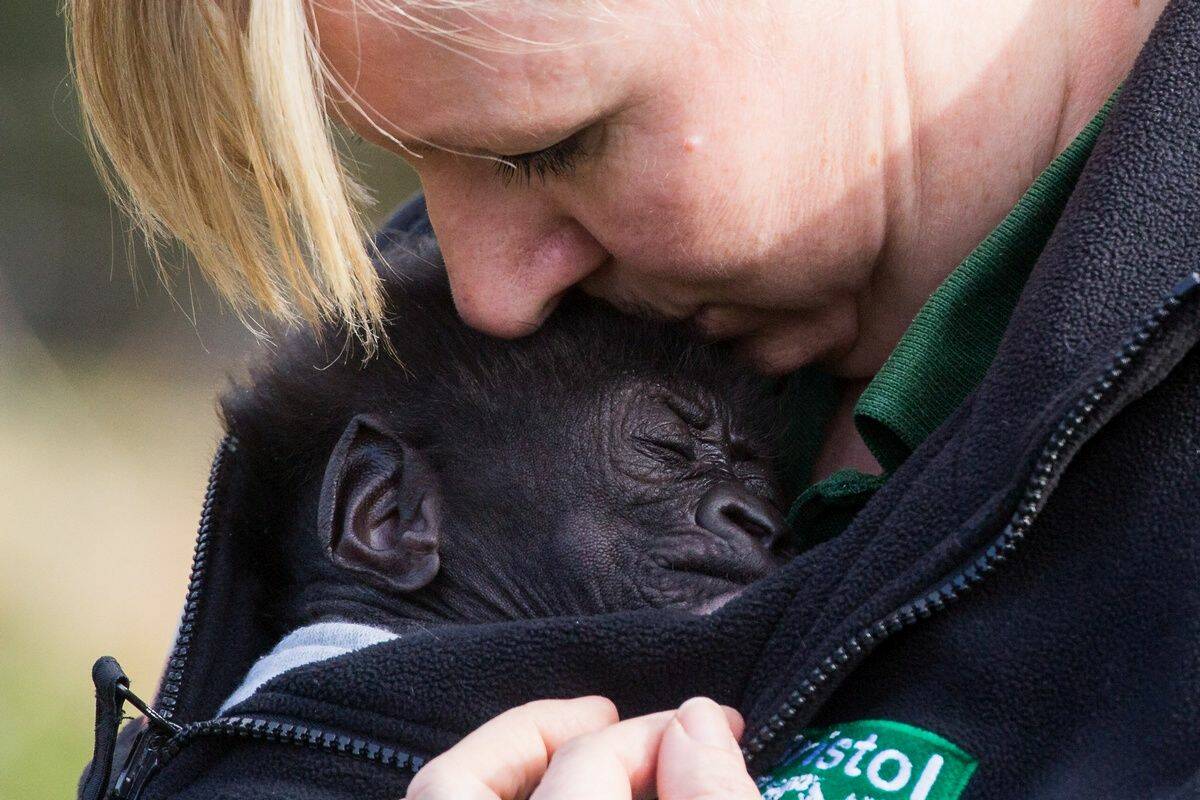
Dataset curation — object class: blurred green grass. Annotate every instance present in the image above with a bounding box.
[0,342,226,798]
[2,615,104,798]
[1,1,419,794]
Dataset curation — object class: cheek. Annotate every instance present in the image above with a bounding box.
[570,123,789,287]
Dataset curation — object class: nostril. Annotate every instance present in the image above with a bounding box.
[695,483,788,549]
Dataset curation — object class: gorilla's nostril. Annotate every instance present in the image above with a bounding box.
[695,483,788,549]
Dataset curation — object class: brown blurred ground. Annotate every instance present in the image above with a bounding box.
[0,2,419,795]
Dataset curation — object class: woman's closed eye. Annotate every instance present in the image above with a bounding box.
[494,129,589,186]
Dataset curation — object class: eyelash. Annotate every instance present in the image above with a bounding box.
[634,434,697,464]
[494,131,588,186]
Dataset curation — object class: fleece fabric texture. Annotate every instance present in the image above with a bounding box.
[96,2,1200,798]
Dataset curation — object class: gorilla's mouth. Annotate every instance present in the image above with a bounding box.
[648,527,784,613]
[689,587,752,615]
[655,546,776,585]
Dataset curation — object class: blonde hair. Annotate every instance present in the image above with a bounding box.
[65,0,385,345]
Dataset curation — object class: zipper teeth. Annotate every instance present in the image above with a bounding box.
[155,437,234,721]
[743,275,1198,766]
[131,437,430,793]
[153,716,425,777]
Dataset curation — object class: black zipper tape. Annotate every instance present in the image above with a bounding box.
[146,716,424,783]
[154,436,234,721]
[111,436,426,797]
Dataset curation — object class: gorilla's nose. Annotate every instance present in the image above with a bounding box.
[695,483,789,550]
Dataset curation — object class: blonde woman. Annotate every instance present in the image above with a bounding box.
[69,2,1200,799]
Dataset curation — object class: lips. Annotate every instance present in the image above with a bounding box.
[650,527,781,586]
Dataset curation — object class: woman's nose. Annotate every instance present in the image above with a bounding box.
[453,220,607,338]
[430,201,609,338]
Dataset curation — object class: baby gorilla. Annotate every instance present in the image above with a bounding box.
[223,245,792,632]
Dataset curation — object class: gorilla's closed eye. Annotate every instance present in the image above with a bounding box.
[633,432,697,462]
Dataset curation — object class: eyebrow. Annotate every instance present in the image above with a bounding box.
[392,131,548,161]
[386,134,449,157]
[386,131,504,160]
[343,109,564,170]
[383,109,604,160]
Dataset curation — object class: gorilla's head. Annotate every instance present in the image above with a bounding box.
[222,240,791,631]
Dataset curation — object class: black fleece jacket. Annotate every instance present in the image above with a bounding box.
[81,2,1200,798]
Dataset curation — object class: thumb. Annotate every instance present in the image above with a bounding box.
[657,698,760,800]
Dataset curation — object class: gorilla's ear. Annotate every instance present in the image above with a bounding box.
[318,414,442,594]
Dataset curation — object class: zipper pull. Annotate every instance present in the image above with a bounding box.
[79,656,180,800]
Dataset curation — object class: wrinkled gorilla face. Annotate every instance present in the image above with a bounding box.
[229,265,793,627]
[418,372,790,619]
[577,383,788,612]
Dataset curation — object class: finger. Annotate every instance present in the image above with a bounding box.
[529,710,674,800]
[657,698,759,800]
[407,696,619,800]
[530,704,742,800]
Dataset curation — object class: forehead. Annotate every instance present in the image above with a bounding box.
[309,2,651,151]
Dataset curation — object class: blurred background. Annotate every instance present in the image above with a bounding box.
[0,2,419,795]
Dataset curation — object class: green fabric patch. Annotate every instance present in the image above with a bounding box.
[781,90,1118,548]
[757,719,977,800]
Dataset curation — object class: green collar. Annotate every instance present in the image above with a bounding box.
[781,91,1117,547]
[855,92,1117,472]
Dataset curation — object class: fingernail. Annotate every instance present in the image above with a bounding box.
[677,697,735,748]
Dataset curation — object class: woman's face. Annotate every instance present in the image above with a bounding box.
[312,1,885,373]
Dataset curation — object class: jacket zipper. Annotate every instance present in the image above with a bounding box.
[149,715,423,781]
[113,714,423,798]
[112,437,425,797]
[741,270,1200,770]
[106,438,236,797]
[153,435,233,722]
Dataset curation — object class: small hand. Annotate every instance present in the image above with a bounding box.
[404,696,761,800]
